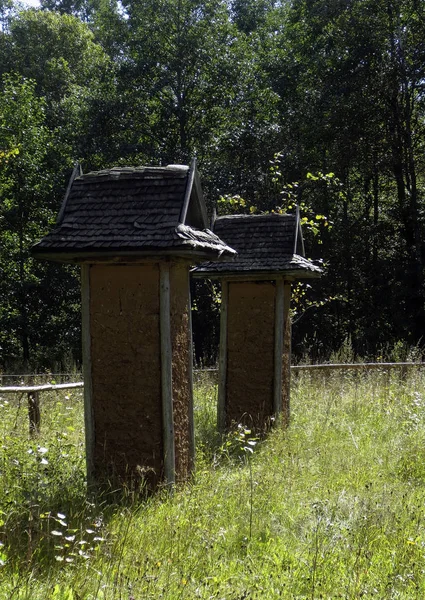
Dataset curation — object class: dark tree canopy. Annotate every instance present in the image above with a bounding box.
[1,0,425,370]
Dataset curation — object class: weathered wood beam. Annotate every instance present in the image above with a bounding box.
[188,280,195,467]
[160,262,176,486]
[81,264,95,484]
[0,381,84,394]
[217,280,228,433]
[273,278,284,418]
[282,282,291,426]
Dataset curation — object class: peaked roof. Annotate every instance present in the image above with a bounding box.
[192,213,322,279]
[32,160,236,263]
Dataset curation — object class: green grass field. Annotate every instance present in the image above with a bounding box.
[1,368,425,599]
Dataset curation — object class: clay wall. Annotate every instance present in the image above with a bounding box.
[89,264,162,488]
[226,281,276,430]
[170,263,192,481]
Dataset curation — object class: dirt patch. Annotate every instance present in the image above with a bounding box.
[89,264,163,488]
[226,281,275,431]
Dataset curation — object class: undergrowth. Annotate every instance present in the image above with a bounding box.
[1,368,425,598]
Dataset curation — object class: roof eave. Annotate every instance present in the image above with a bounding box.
[191,268,322,281]
[31,246,236,265]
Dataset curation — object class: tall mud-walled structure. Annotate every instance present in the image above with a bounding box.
[193,213,321,432]
[82,261,194,488]
[225,279,288,431]
[32,161,235,489]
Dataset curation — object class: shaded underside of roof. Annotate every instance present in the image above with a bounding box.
[193,213,322,278]
[32,166,235,260]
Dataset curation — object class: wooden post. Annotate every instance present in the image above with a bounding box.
[28,391,40,434]
[160,262,175,486]
[282,282,292,426]
[187,280,195,469]
[217,280,228,432]
[273,277,285,419]
[81,264,95,484]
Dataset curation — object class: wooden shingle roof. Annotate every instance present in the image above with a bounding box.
[32,161,236,262]
[192,213,322,279]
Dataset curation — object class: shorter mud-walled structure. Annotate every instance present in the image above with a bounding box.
[193,213,321,432]
[32,161,235,489]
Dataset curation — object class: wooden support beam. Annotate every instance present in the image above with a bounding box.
[187,280,195,469]
[217,280,228,432]
[81,264,95,484]
[282,282,291,426]
[273,278,285,419]
[0,382,83,394]
[160,263,176,486]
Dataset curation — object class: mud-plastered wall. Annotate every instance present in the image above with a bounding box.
[226,281,275,430]
[89,264,162,487]
[170,263,192,481]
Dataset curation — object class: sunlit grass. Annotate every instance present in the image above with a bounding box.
[1,368,425,598]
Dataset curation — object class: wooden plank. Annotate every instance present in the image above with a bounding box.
[273,277,284,418]
[187,278,195,469]
[0,382,84,394]
[33,248,230,264]
[193,271,320,282]
[178,159,196,224]
[294,205,305,256]
[2,361,425,392]
[282,282,291,426]
[291,362,425,371]
[56,163,82,225]
[1,362,424,397]
[217,280,228,432]
[160,262,176,486]
[193,362,425,375]
[81,264,95,485]
[273,278,284,418]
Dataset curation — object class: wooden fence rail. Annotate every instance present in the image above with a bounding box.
[291,362,425,372]
[0,382,84,394]
[1,363,425,433]
[0,382,84,434]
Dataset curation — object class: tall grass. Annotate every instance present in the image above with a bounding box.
[1,368,425,598]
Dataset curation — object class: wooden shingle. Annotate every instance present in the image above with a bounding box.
[193,213,321,279]
[32,162,236,262]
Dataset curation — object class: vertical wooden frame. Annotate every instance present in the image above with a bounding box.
[81,264,95,484]
[282,282,292,426]
[160,262,176,486]
[217,280,228,433]
[187,278,195,468]
[273,277,285,419]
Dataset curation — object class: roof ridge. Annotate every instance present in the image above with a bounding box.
[216,213,295,220]
[79,165,190,180]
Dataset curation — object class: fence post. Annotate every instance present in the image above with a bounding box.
[28,391,40,434]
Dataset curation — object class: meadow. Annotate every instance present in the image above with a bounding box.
[1,367,425,599]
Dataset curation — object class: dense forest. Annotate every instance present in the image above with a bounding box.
[0,0,424,371]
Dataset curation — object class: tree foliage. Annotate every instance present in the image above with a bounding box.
[0,74,80,369]
[1,0,425,369]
